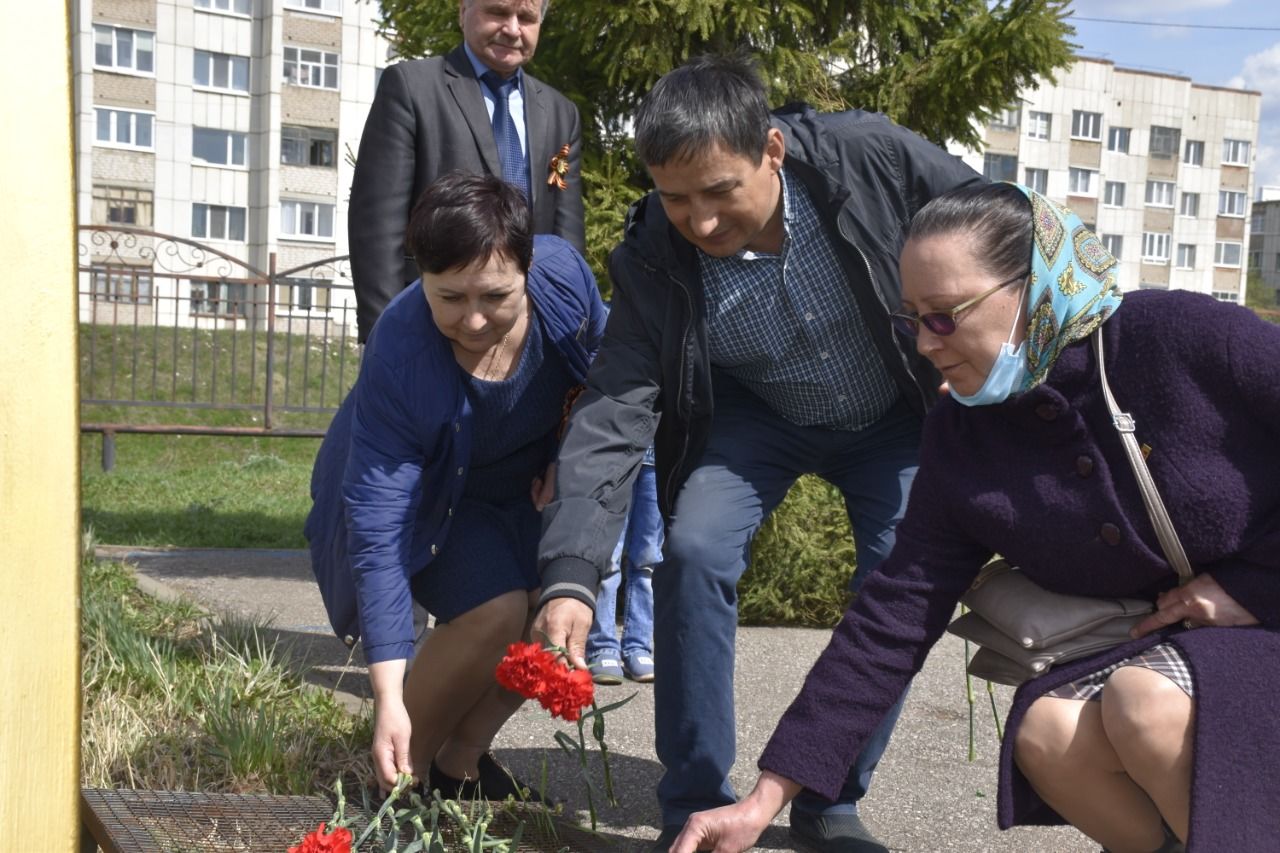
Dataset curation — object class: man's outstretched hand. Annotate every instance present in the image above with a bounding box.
[532,596,594,670]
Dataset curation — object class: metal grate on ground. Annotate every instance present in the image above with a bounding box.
[81,787,609,852]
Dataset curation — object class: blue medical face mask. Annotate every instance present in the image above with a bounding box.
[952,284,1029,408]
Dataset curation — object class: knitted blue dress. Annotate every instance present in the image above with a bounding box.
[409,310,575,621]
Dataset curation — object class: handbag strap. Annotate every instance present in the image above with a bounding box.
[1092,332,1194,585]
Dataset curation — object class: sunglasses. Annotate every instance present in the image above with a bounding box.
[890,273,1028,338]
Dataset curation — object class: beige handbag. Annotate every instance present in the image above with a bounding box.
[946,333,1194,687]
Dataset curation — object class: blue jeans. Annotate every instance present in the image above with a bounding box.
[588,463,664,657]
[652,381,920,826]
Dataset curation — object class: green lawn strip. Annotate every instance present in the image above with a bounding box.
[79,322,359,423]
[81,434,317,549]
[81,555,371,794]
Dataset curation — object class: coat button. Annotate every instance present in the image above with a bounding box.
[1075,456,1094,477]
[448,507,453,517]
[1100,523,1121,545]
[1035,403,1058,421]
[457,466,464,476]
[454,422,460,432]
[431,544,439,555]
[342,634,355,647]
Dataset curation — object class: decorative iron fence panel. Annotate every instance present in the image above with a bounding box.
[78,226,361,438]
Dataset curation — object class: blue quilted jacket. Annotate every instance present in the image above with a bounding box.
[305,235,605,662]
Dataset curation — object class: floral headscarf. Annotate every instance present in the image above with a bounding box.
[1010,183,1124,390]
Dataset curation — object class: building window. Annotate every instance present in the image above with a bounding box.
[1026,111,1051,140]
[989,107,1020,131]
[189,280,248,316]
[1024,168,1048,194]
[194,50,250,93]
[283,277,332,311]
[280,126,336,167]
[92,186,154,227]
[195,0,252,14]
[283,46,339,90]
[1218,190,1247,217]
[1107,126,1130,153]
[1275,253,1280,272]
[1175,244,1196,270]
[1103,181,1125,207]
[1102,234,1123,260]
[1142,232,1171,263]
[1071,110,1102,141]
[1149,125,1181,160]
[1222,138,1251,166]
[91,265,153,304]
[281,199,335,238]
[192,203,247,242]
[1251,250,1263,269]
[93,24,154,73]
[983,153,1018,183]
[94,107,154,150]
[1214,241,1242,267]
[285,0,341,10]
[1212,291,1239,303]
[1253,211,1264,232]
[1180,192,1199,218]
[1145,180,1175,208]
[1068,167,1096,196]
[193,127,248,167]
[1183,139,1204,166]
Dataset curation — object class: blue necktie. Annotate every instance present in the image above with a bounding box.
[481,70,529,201]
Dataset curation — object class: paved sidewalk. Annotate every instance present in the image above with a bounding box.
[98,545,1094,852]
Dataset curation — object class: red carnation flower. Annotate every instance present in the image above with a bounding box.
[495,642,595,721]
[289,822,352,853]
[495,641,558,699]
[537,666,595,722]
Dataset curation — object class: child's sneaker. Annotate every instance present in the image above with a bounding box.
[623,652,655,683]
[589,653,624,685]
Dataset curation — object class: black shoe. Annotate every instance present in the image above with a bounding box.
[649,825,684,853]
[789,810,889,853]
[426,754,557,804]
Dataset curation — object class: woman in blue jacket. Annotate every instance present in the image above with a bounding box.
[305,173,606,795]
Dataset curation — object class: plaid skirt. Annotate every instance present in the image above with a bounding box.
[1046,642,1194,702]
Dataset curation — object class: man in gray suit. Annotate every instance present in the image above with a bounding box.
[349,0,584,342]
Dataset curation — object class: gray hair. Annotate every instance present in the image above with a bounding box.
[634,54,771,167]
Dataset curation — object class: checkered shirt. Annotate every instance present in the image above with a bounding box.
[697,168,899,430]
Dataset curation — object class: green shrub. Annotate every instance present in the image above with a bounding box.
[740,475,858,628]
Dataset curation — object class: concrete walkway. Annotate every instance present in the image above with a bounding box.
[98,545,1095,852]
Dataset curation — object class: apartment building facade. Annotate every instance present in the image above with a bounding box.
[1250,196,1280,307]
[73,0,394,333]
[953,57,1261,303]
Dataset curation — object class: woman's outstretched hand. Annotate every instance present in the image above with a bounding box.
[369,659,414,791]
[1132,572,1259,637]
[668,772,801,853]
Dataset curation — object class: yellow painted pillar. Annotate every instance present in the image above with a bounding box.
[0,0,82,848]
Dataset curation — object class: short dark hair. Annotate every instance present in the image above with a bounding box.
[906,182,1032,282]
[633,54,772,167]
[405,172,532,275]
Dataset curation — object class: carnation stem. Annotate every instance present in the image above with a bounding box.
[352,773,411,849]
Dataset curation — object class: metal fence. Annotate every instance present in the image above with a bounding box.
[78,226,362,468]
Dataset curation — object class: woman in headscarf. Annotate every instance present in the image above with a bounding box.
[667,182,1280,852]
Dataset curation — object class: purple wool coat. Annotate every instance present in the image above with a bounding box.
[759,290,1280,850]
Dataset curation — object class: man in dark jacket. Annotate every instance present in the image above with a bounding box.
[535,56,982,852]
[348,0,584,342]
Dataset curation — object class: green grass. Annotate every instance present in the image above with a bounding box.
[80,321,359,430]
[82,434,317,548]
[81,550,371,793]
